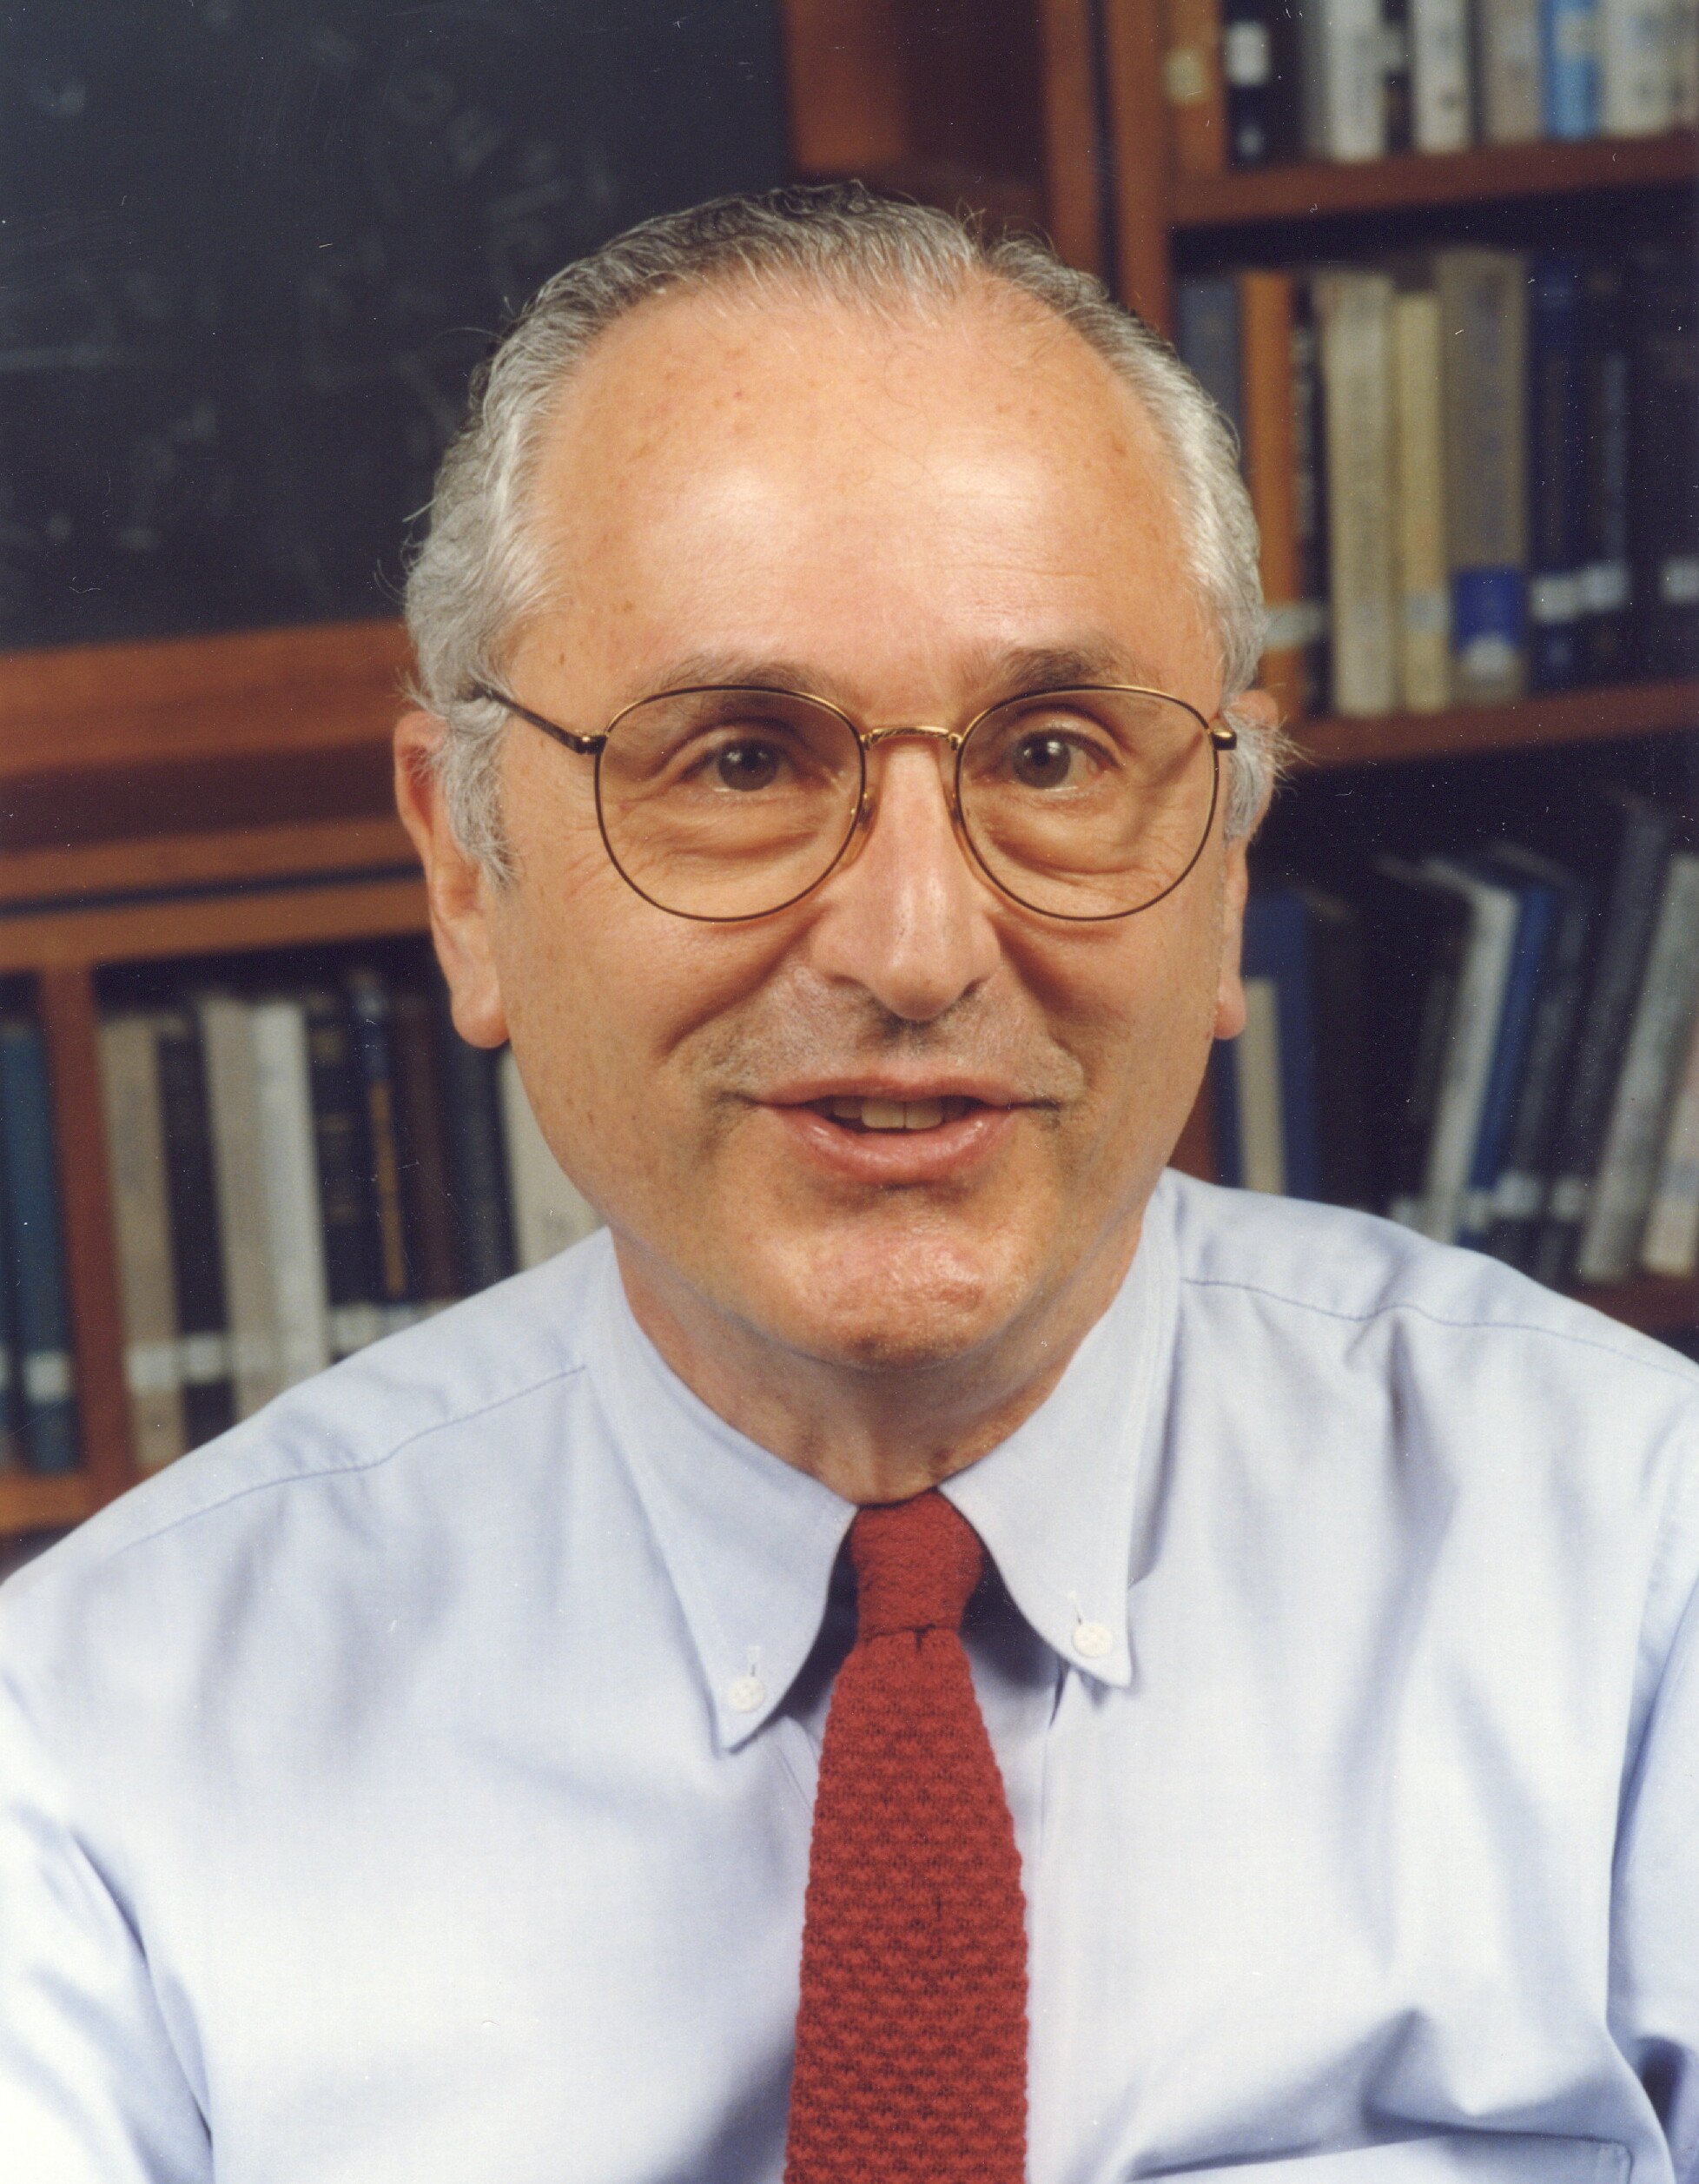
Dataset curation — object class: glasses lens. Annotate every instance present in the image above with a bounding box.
[957,688,1220,919]
[597,688,863,919]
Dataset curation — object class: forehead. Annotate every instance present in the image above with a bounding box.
[520,277,1214,706]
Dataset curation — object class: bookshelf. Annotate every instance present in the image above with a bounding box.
[1,9,1695,1533]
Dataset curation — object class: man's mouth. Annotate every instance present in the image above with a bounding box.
[807,1095,982,1133]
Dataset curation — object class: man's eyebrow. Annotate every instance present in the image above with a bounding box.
[639,638,1169,709]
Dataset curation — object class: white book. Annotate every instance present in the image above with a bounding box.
[1315,269,1399,717]
[1392,289,1451,713]
[1601,0,1675,130]
[1411,0,1474,145]
[1236,978,1286,1195]
[1417,861,1523,1243]
[1478,0,1545,136]
[97,1014,187,1472]
[1299,0,1389,156]
[199,995,282,1420]
[498,1049,601,1270]
[1643,1005,1699,1275]
[1577,852,1699,1282]
[249,999,332,1392]
[1673,0,1699,118]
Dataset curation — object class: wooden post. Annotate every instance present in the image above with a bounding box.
[1100,0,1175,331]
[1037,0,1108,275]
[36,963,136,1509]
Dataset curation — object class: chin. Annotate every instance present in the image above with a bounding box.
[753,1227,1039,1376]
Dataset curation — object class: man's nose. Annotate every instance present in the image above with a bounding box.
[803,737,1003,1023]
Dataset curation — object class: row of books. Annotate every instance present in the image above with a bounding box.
[1176,243,1696,722]
[0,1017,78,1478]
[1215,786,1699,1288]
[0,952,602,1479]
[1163,0,1697,168]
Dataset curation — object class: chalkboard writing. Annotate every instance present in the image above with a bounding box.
[0,1,785,650]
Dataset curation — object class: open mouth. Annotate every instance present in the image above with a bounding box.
[807,1095,982,1133]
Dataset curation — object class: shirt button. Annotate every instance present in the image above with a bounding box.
[727,1676,766,1712]
[1072,1620,1113,1660]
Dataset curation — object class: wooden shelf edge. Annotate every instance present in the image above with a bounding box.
[1289,678,1699,769]
[0,1470,96,1537]
[1173,128,1697,227]
[0,875,429,974]
[0,813,419,914]
[1576,1275,1699,1336]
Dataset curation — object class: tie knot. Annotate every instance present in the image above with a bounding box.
[850,1492,983,1640]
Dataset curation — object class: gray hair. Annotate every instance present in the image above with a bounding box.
[405,182,1279,877]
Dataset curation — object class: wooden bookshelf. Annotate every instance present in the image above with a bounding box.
[1293,679,1699,771]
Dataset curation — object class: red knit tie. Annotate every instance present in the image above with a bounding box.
[784,1491,1028,2184]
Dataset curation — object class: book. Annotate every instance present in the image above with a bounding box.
[1575,850,1699,1282]
[346,970,416,1331]
[1578,259,1634,684]
[155,1009,235,1448]
[0,1018,80,1475]
[1544,0,1602,133]
[1531,791,1678,1287]
[1452,864,1563,1246]
[1392,286,1451,712]
[1239,270,1326,719]
[1412,859,1524,1243]
[1298,0,1390,153]
[1384,0,1416,147]
[1244,890,1321,1197]
[97,1014,188,1472]
[1526,255,1588,692]
[498,1049,600,1270]
[1675,0,1699,116]
[303,987,384,1360]
[388,985,461,1306]
[1643,1006,1699,1275]
[1478,0,1545,136]
[1233,975,1288,1191]
[1411,0,1474,145]
[1177,276,1245,442]
[1314,268,1399,715]
[1361,862,1474,1222]
[1435,247,1530,705]
[249,997,332,1391]
[433,990,517,1293]
[200,994,283,1419]
[1290,283,1332,712]
[1626,244,1699,681]
[1223,0,1300,160]
[0,1132,17,1472]
[1600,0,1676,131]
[1164,0,1230,173]
[1296,883,1373,1206]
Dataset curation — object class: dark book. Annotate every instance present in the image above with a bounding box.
[0,1018,79,1474]
[1526,254,1586,693]
[1530,792,1678,1288]
[1451,860,1563,1248]
[1626,243,1699,681]
[389,986,461,1305]
[1223,0,1303,162]
[433,986,517,1294]
[1578,258,1633,685]
[1244,889,1320,1201]
[155,1009,235,1448]
[1294,884,1372,1209]
[1381,0,1414,150]
[1478,850,1594,1272]
[346,971,413,1314]
[1176,276,1245,445]
[1359,862,1472,1221]
[1291,280,1332,714]
[0,1111,20,1472]
[304,987,383,1355]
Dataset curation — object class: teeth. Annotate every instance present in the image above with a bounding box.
[823,1096,962,1131]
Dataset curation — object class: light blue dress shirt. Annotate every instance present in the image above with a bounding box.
[3,1172,1698,2184]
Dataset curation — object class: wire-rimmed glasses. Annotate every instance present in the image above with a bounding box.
[465,680,1238,923]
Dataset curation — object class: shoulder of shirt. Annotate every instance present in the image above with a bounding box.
[0,1231,612,1617]
[1157,1168,1699,1397]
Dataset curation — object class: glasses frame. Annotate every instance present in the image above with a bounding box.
[464,678,1238,924]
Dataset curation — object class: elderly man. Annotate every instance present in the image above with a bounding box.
[3,186,1697,2184]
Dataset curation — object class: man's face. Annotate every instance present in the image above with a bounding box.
[414,281,1256,1382]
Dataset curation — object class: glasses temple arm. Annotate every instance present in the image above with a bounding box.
[464,682,605,757]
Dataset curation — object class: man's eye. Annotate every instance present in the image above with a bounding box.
[711,738,784,791]
[1009,732,1078,789]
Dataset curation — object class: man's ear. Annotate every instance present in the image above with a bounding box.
[1212,688,1278,1042]
[393,710,510,1049]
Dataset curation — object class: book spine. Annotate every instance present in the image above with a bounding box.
[1176,277,1245,443]
[1674,0,1699,116]
[1211,1037,1247,1187]
[1315,268,1399,716]
[1600,0,1676,131]
[1483,881,1594,1266]
[1236,976,1288,1193]
[1526,255,1588,693]
[0,1019,79,1475]
[1415,864,1524,1243]
[433,990,517,1293]
[1223,0,1285,161]
[1544,0,1602,130]
[0,1124,18,1472]
[1575,852,1699,1281]
[1532,797,1676,1285]
[97,1015,188,1472]
[1411,0,1475,143]
[249,999,332,1387]
[1478,0,1546,136]
[1384,0,1416,149]
[1643,1007,1699,1275]
[1164,0,1230,173]
[1243,890,1319,1195]
[303,988,383,1358]
[1299,0,1391,153]
[346,971,416,1333]
[1392,288,1452,712]
[1240,271,1311,720]
[1437,248,1530,705]
[199,996,281,1418]
[498,1049,600,1269]
[1457,882,1559,1243]
[154,1009,235,1447]
[1627,245,1699,682]
[1297,886,1373,1208]
[1579,258,1634,682]
[387,987,461,1305]
[1290,284,1332,711]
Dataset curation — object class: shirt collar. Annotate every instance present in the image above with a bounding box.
[585,1184,1179,1750]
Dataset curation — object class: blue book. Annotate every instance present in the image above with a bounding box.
[0,1121,18,1471]
[1543,0,1599,137]
[1211,1038,1246,1188]
[1455,871,1562,1248]
[1526,255,1586,694]
[1242,890,1319,1201]
[0,1018,80,1474]
[1175,277,1244,447]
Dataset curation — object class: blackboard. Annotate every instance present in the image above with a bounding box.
[0,1,786,651]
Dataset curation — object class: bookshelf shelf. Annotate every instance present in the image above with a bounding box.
[1171,129,1699,229]
[1292,679,1699,771]
[1582,1274,1699,1336]
[0,1471,96,1536]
